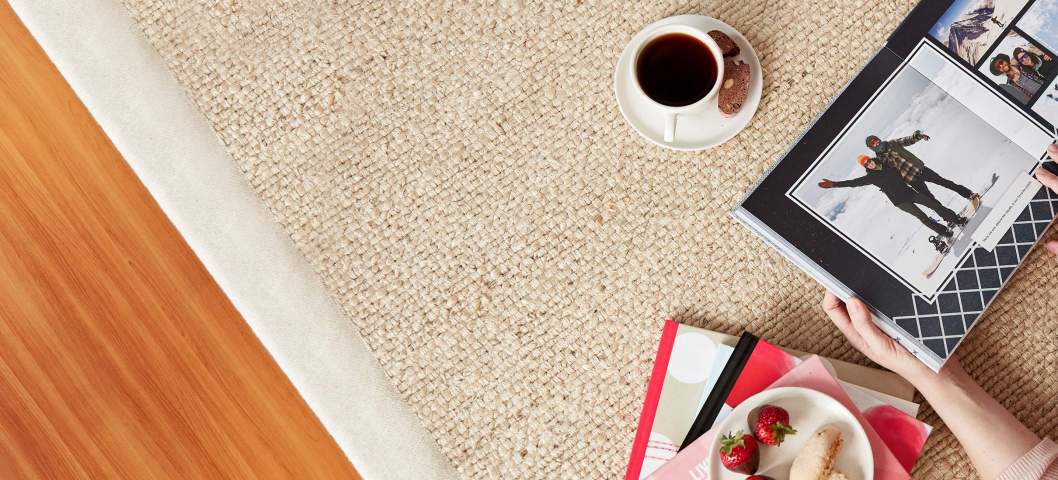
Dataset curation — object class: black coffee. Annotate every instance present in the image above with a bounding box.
[635,33,718,107]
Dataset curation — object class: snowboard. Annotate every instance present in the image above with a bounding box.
[922,174,999,279]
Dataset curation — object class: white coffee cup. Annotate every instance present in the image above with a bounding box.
[630,24,724,143]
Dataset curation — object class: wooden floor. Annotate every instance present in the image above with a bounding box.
[0,3,358,478]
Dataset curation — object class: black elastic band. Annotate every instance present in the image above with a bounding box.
[678,331,758,451]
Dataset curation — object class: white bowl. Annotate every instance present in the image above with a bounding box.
[708,386,873,480]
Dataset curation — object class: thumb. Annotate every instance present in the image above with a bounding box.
[1037,165,1058,192]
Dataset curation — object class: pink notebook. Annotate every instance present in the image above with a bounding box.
[646,356,927,480]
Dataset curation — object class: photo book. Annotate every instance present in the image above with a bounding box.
[734,0,1058,370]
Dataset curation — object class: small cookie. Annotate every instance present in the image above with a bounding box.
[718,58,750,117]
[708,30,740,58]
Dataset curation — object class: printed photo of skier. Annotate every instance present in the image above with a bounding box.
[818,133,982,253]
[929,0,1030,65]
[791,66,1036,295]
[980,30,1055,104]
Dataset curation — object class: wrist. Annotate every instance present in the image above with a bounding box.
[896,360,945,391]
[907,358,965,394]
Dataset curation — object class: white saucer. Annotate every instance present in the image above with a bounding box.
[615,15,763,151]
[708,387,874,480]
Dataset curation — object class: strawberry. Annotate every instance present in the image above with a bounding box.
[717,431,759,474]
[753,404,797,446]
[746,476,775,480]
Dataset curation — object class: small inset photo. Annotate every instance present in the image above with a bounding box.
[1031,75,1058,125]
[979,30,1055,104]
[930,0,1030,65]
[1017,0,1058,54]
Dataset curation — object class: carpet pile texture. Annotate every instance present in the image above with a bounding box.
[119,1,1058,478]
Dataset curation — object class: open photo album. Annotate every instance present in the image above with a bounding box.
[734,0,1058,370]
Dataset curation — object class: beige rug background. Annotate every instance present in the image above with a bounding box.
[118,1,1058,478]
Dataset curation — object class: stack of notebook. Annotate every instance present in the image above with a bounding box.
[625,321,931,480]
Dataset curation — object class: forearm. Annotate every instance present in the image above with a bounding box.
[910,362,1040,479]
[891,132,924,146]
[830,178,866,188]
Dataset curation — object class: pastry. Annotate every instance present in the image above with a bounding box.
[789,425,843,480]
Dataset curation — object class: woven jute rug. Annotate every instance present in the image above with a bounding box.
[118,1,1058,478]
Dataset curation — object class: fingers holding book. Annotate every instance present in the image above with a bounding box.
[1035,144,1058,190]
[1038,145,1058,259]
[821,291,931,382]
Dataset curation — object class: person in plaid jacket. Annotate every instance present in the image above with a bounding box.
[865,130,981,209]
[819,155,966,242]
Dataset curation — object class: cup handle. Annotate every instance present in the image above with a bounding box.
[664,112,677,143]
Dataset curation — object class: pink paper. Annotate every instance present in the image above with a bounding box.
[648,356,910,480]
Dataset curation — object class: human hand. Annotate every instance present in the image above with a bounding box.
[1035,144,1058,258]
[821,291,935,383]
[818,179,834,188]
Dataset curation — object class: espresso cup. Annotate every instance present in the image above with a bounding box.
[630,24,725,143]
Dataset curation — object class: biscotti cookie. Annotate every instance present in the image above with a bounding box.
[708,30,740,58]
[719,58,750,117]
